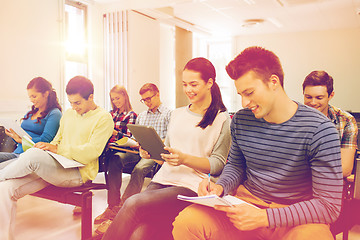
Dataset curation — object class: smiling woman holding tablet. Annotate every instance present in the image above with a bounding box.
[103,57,231,240]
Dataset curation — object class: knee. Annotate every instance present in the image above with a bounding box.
[173,205,203,234]
[283,224,333,240]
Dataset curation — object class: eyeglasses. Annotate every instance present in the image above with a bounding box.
[140,93,157,104]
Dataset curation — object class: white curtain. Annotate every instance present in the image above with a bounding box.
[103,11,128,110]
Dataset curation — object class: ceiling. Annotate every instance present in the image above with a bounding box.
[95,0,360,37]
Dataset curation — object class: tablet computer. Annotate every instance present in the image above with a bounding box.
[127,124,168,161]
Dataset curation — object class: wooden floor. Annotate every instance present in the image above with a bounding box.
[14,173,360,240]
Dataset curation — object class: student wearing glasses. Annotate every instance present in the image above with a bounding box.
[93,83,171,237]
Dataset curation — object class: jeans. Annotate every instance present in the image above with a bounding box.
[107,151,141,207]
[102,182,197,240]
[0,152,19,170]
[0,152,19,163]
[122,158,156,202]
[0,147,83,240]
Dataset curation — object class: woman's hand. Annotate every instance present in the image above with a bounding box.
[5,128,22,143]
[160,147,185,166]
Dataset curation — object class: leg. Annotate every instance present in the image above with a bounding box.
[122,157,153,202]
[0,148,82,187]
[102,182,197,240]
[0,175,50,240]
[173,204,264,240]
[94,152,139,226]
[279,224,333,240]
[0,152,18,167]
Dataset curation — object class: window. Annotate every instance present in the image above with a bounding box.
[193,35,237,113]
[64,0,88,110]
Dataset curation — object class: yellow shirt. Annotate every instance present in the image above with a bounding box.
[51,107,114,182]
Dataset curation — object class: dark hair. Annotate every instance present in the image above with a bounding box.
[139,83,159,95]
[66,76,94,100]
[302,70,334,96]
[110,85,132,112]
[226,46,284,87]
[184,57,227,129]
[23,77,62,124]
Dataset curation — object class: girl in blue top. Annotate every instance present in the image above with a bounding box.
[0,77,62,163]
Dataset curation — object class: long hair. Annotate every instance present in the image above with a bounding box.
[110,85,132,112]
[23,77,62,123]
[184,57,227,129]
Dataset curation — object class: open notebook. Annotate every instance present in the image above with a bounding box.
[177,194,258,208]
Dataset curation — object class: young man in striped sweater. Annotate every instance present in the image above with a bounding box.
[172,46,343,240]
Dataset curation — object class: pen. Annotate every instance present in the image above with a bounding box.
[208,173,211,192]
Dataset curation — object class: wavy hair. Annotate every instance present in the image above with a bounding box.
[23,77,62,124]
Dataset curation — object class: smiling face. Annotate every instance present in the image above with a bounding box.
[235,71,277,120]
[27,88,49,111]
[110,91,126,111]
[67,93,94,115]
[303,85,333,116]
[182,69,213,105]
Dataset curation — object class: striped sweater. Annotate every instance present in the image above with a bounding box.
[216,103,343,228]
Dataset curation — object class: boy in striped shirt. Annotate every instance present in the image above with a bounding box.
[172,46,343,240]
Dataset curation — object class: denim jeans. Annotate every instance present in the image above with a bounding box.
[122,158,156,202]
[102,182,197,240]
[0,152,19,163]
[0,152,19,170]
[107,151,141,207]
[0,147,83,240]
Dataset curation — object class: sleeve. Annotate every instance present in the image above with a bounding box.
[208,117,231,176]
[340,115,358,149]
[216,115,247,195]
[266,122,343,228]
[64,113,114,165]
[31,109,62,143]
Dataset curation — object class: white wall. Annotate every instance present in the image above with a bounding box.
[233,28,360,112]
[127,11,161,113]
[0,0,63,118]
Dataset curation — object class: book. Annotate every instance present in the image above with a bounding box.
[115,137,138,147]
[0,118,31,139]
[177,194,258,208]
[19,136,84,168]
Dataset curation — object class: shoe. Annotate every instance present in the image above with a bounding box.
[95,219,112,236]
[72,206,82,215]
[94,206,119,224]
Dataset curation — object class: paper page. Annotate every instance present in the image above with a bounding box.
[46,151,85,168]
[177,194,258,208]
[0,118,31,138]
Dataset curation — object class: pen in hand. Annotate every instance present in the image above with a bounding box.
[207,173,211,193]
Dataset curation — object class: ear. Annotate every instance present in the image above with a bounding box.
[88,94,94,101]
[328,91,334,100]
[44,91,50,98]
[269,75,281,90]
[207,78,214,90]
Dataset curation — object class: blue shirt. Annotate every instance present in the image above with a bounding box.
[14,108,62,154]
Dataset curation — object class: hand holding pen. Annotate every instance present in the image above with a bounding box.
[198,174,224,197]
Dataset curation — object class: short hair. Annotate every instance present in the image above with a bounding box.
[226,46,284,87]
[110,85,132,112]
[66,76,94,100]
[302,70,334,96]
[139,83,159,95]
